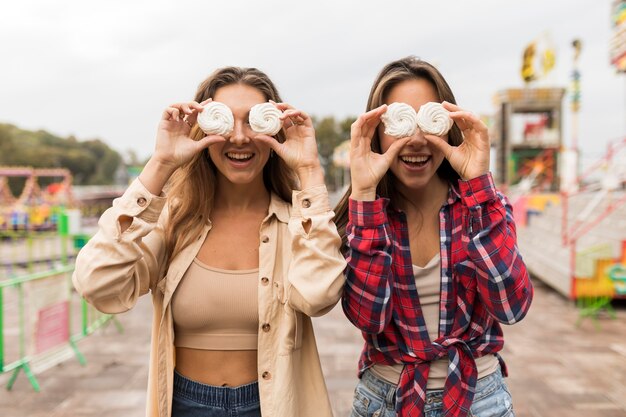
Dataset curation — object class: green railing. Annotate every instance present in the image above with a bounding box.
[0,231,122,391]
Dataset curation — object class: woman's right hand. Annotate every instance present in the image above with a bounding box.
[153,100,226,170]
[139,100,226,196]
[349,105,411,201]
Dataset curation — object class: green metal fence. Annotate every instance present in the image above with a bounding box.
[0,231,121,392]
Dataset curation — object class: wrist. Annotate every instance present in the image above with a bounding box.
[149,154,179,173]
[296,165,324,189]
[139,157,177,195]
[461,169,489,181]
[350,187,377,201]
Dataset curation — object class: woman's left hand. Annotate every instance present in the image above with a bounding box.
[423,102,491,180]
[253,102,324,188]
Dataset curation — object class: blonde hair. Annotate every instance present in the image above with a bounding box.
[164,67,298,266]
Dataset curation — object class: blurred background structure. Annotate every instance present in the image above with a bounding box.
[1,1,626,416]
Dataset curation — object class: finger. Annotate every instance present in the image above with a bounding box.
[188,101,204,111]
[282,117,295,129]
[253,134,281,152]
[360,105,387,123]
[281,110,310,128]
[188,99,213,125]
[280,110,302,122]
[281,109,303,120]
[163,107,181,121]
[185,113,198,126]
[441,101,462,112]
[382,137,412,163]
[181,103,193,115]
[360,105,388,138]
[195,135,226,151]
[423,134,455,159]
[448,111,487,133]
[351,105,387,142]
[273,102,294,112]
[185,102,205,125]
[350,116,370,152]
[180,105,195,127]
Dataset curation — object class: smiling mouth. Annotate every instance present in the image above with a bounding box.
[226,152,254,162]
[400,155,430,167]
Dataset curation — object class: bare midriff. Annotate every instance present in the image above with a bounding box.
[176,347,258,386]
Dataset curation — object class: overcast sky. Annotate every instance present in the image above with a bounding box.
[1,0,623,164]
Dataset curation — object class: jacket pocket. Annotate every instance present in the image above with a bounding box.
[278,303,303,355]
[273,279,303,355]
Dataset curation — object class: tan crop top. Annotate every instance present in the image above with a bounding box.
[172,258,259,350]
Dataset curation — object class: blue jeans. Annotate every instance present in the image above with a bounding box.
[350,367,514,417]
[172,370,261,417]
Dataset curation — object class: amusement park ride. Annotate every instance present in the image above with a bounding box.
[495,32,626,320]
[0,167,75,232]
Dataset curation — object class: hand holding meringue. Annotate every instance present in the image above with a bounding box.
[416,102,453,136]
[249,102,282,136]
[197,102,234,136]
[381,102,418,138]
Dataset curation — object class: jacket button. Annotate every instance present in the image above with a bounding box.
[262,323,271,332]
[137,197,147,206]
[261,277,269,285]
[302,198,311,208]
[262,371,271,380]
[261,235,269,243]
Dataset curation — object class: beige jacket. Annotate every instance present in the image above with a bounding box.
[72,179,346,417]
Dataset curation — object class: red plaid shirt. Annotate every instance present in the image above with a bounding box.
[342,173,533,417]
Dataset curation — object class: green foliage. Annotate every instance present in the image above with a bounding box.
[0,123,122,188]
[0,116,355,193]
[312,115,355,190]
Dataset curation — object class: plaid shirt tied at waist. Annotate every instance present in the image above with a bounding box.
[342,173,533,417]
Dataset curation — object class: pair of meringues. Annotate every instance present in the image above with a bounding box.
[197,101,452,138]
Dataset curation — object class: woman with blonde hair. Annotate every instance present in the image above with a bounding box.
[335,57,533,417]
[73,66,346,417]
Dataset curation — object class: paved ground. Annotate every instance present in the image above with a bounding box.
[1,280,626,417]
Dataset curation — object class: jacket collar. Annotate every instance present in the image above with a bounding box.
[446,181,462,205]
[268,192,290,224]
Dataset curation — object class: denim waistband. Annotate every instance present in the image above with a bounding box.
[361,365,504,405]
[173,370,260,408]
[360,368,398,405]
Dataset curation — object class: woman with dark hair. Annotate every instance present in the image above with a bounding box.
[73,66,346,417]
[335,57,533,417]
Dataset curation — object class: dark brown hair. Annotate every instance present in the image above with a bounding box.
[334,57,462,248]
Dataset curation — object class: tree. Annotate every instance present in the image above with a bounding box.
[312,116,356,190]
[0,123,123,192]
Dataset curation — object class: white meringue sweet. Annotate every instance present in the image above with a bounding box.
[416,102,453,136]
[381,102,418,138]
[197,102,234,136]
[249,102,282,136]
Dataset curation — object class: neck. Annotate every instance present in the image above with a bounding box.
[214,174,270,213]
[395,176,449,215]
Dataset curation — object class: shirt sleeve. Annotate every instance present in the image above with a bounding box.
[72,178,167,314]
[285,185,347,317]
[341,197,394,334]
[458,173,534,324]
